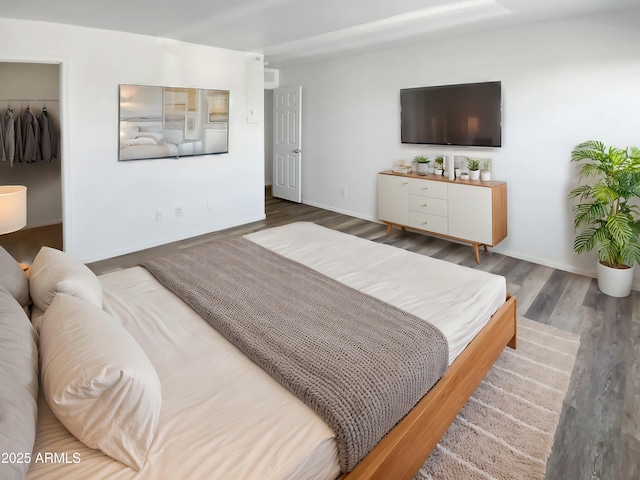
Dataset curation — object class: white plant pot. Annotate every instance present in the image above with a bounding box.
[480,171,491,181]
[597,261,634,297]
[469,170,480,180]
[434,168,443,176]
[416,163,429,175]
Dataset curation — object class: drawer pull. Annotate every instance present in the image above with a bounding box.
[422,221,428,225]
[422,204,428,207]
[402,182,408,185]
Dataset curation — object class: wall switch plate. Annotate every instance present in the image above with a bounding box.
[175,207,183,217]
[340,187,347,197]
[156,211,163,221]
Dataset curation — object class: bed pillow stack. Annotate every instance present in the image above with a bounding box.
[29,247,162,471]
[0,247,38,480]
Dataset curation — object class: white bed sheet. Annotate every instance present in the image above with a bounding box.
[245,222,506,364]
[27,222,507,480]
[27,266,340,480]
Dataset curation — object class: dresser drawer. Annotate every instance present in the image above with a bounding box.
[408,212,448,235]
[408,179,448,199]
[408,195,448,217]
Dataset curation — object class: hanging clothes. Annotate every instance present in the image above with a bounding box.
[37,106,58,162]
[3,106,16,166]
[17,106,40,163]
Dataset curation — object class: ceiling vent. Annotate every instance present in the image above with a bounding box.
[264,68,279,90]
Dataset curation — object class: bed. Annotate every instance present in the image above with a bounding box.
[118,125,179,161]
[0,222,516,480]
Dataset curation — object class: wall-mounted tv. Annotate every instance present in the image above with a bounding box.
[400,81,502,147]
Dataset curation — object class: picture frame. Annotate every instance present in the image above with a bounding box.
[118,84,230,161]
[184,113,199,140]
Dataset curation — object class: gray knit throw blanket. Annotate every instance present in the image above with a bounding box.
[142,237,448,472]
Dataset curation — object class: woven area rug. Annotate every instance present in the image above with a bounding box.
[415,317,580,480]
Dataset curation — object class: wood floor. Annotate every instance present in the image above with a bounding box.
[88,194,640,480]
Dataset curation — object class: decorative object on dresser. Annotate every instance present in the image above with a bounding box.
[414,155,430,175]
[480,159,492,181]
[467,158,481,180]
[434,156,444,176]
[378,171,508,264]
[568,140,640,297]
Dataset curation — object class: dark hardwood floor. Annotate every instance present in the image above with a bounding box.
[87,194,639,480]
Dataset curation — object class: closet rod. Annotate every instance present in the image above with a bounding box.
[2,98,59,102]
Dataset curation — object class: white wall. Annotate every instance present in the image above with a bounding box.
[0,18,265,262]
[279,9,640,287]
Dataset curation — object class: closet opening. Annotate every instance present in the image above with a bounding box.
[0,62,63,266]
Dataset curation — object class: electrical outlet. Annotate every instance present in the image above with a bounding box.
[156,211,163,221]
[340,187,347,197]
[175,207,183,217]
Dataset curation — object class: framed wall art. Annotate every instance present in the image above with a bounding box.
[118,84,230,161]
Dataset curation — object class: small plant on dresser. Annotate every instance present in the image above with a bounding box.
[480,159,491,181]
[414,155,430,175]
[467,158,480,180]
[434,156,444,176]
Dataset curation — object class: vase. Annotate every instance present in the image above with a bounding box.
[469,170,480,180]
[417,163,429,175]
[597,261,634,297]
[480,171,491,181]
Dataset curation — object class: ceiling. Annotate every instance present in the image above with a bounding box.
[1,0,638,67]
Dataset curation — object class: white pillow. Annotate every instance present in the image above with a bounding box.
[29,246,103,313]
[40,294,161,471]
[121,126,139,139]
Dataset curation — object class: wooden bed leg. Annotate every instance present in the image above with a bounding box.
[473,243,481,264]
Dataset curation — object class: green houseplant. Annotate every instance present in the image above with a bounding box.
[568,140,640,297]
[467,158,480,180]
[414,155,430,175]
[480,159,491,181]
[434,156,444,175]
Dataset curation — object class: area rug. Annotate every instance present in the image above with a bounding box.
[416,317,580,480]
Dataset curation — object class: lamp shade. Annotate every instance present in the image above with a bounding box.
[0,185,27,235]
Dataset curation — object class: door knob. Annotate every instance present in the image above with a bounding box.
[293,148,301,153]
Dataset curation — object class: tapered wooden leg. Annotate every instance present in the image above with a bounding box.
[473,243,481,264]
[386,222,392,236]
[483,244,488,252]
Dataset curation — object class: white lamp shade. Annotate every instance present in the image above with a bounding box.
[0,185,27,235]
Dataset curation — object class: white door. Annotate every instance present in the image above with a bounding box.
[273,86,302,203]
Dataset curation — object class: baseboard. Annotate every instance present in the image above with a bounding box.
[301,199,378,223]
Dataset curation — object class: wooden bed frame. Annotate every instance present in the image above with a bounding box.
[342,294,518,480]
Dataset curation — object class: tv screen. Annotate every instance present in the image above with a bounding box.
[400,81,502,147]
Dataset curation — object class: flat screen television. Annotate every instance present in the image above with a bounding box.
[400,81,502,147]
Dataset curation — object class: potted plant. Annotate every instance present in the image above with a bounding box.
[467,158,480,180]
[434,156,444,176]
[414,155,430,175]
[568,140,640,297]
[480,159,491,181]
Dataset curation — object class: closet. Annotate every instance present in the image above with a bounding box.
[0,62,62,264]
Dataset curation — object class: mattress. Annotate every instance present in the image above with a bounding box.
[245,222,506,363]
[27,222,506,479]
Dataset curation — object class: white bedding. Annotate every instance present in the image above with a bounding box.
[245,222,506,363]
[27,222,506,479]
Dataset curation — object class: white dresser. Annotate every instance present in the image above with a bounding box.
[377,171,507,263]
